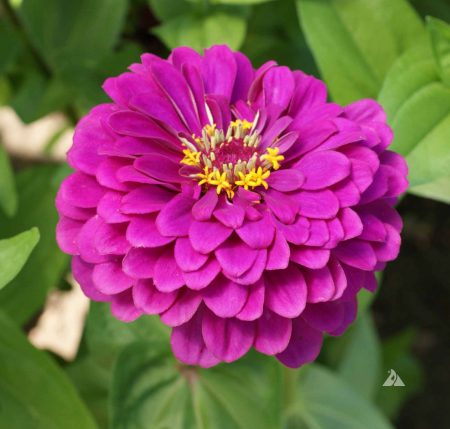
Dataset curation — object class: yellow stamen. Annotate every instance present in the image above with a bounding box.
[209,170,232,195]
[181,148,201,166]
[235,171,255,190]
[250,167,270,190]
[197,166,213,186]
[261,147,284,170]
[230,119,253,130]
[205,124,216,136]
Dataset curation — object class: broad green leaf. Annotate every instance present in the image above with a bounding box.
[19,0,128,71]
[376,330,423,418]
[297,0,426,104]
[428,17,450,86]
[0,165,70,324]
[338,314,381,399]
[287,365,393,429]
[0,312,97,429]
[110,342,282,429]
[409,175,450,204]
[378,43,450,189]
[0,19,22,74]
[154,11,247,52]
[0,144,18,217]
[211,0,273,4]
[0,228,39,290]
[147,0,191,21]
[410,0,450,24]
[85,302,170,367]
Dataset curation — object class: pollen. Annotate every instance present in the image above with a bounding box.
[180,113,283,198]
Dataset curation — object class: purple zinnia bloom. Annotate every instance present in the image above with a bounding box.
[56,45,408,368]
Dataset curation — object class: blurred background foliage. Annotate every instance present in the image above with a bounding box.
[0,0,449,428]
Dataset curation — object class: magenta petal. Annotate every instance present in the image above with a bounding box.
[94,221,130,255]
[56,189,94,221]
[304,266,335,303]
[77,216,111,264]
[121,186,175,214]
[268,169,304,192]
[171,311,220,368]
[111,289,142,322]
[276,216,310,245]
[203,276,247,317]
[302,302,345,333]
[297,190,339,219]
[133,279,177,314]
[92,261,134,294]
[334,240,377,271]
[126,215,174,248]
[56,217,82,255]
[229,249,267,285]
[359,213,387,242]
[254,310,292,355]
[160,288,202,327]
[174,237,208,272]
[153,248,185,292]
[305,220,329,247]
[134,154,183,183]
[263,66,295,111]
[276,318,323,368]
[189,220,233,254]
[97,192,130,223]
[156,194,193,237]
[329,257,348,300]
[182,257,221,290]
[215,236,259,277]
[72,257,109,302]
[291,247,330,269]
[265,190,299,224]
[265,265,307,318]
[372,223,401,262]
[122,247,160,279]
[192,189,218,221]
[202,311,254,362]
[329,298,357,336]
[236,279,265,321]
[339,208,363,240]
[236,212,275,249]
[266,231,290,270]
[296,150,350,190]
[60,173,105,208]
[231,51,254,102]
[213,203,245,229]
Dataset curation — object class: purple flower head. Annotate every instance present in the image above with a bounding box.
[56,45,408,368]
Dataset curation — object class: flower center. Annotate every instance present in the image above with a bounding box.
[180,118,284,199]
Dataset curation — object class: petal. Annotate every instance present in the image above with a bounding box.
[276,318,323,368]
[122,247,160,279]
[92,261,134,294]
[265,190,299,224]
[304,266,335,303]
[290,247,330,269]
[60,173,105,208]
[263,66,295,111]
[229,249,267,285]
[203,275,247,318]
[98,191,130,223]
[111,290,142,322]
[372,223,401,262]
[254,310,292,355]
[268,169,305,192]
[189,220,233,254]
[160,289,202,327]
[297,190,339,219]
[236,212,275,249]
[334,240,377,271]
[276,216,310,245]
[192,189,218,221]
[133,279,177,314]
[302,301,345,333]
[265,265,307,318]
[236,279,265,321]
[215,236,259,277]
[174,237,208,272]
[171,311,220,368]
[182,257,221,290]
[339,208,363,240]
[134,154,183,183]
[213,203,245,229]
[72,256,109,302]
[296,151,350,190]
[94,221,130,255]
[56,217,82,255]
[121,186,175,214]
[202,312,254,362]
[77,216,111,263]
[153,247,185,292]
[266,231,290,270]
[126,215,175,248]
[156,194,194,237]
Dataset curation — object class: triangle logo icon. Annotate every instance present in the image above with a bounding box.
[383,369,405,387]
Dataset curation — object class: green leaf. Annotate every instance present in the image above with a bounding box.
[147,0,191,21]
[378,43,450,190]
[110,342,282,429]
[0,165,70,324]
[0,19,22,74]
[409,175,450,204]
[338,314,381,399]
[85,302,170,367]
[428,17,450,87]
[0,144,18,217]
[0,311,97,428]
[287,365,393,429]
[0,227,39,290]
[154,11,247,52]
[376,330,423,418]
[19,0,128,71]
[297,0,426,104]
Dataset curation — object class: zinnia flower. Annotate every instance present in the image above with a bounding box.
[56,45,408,368]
